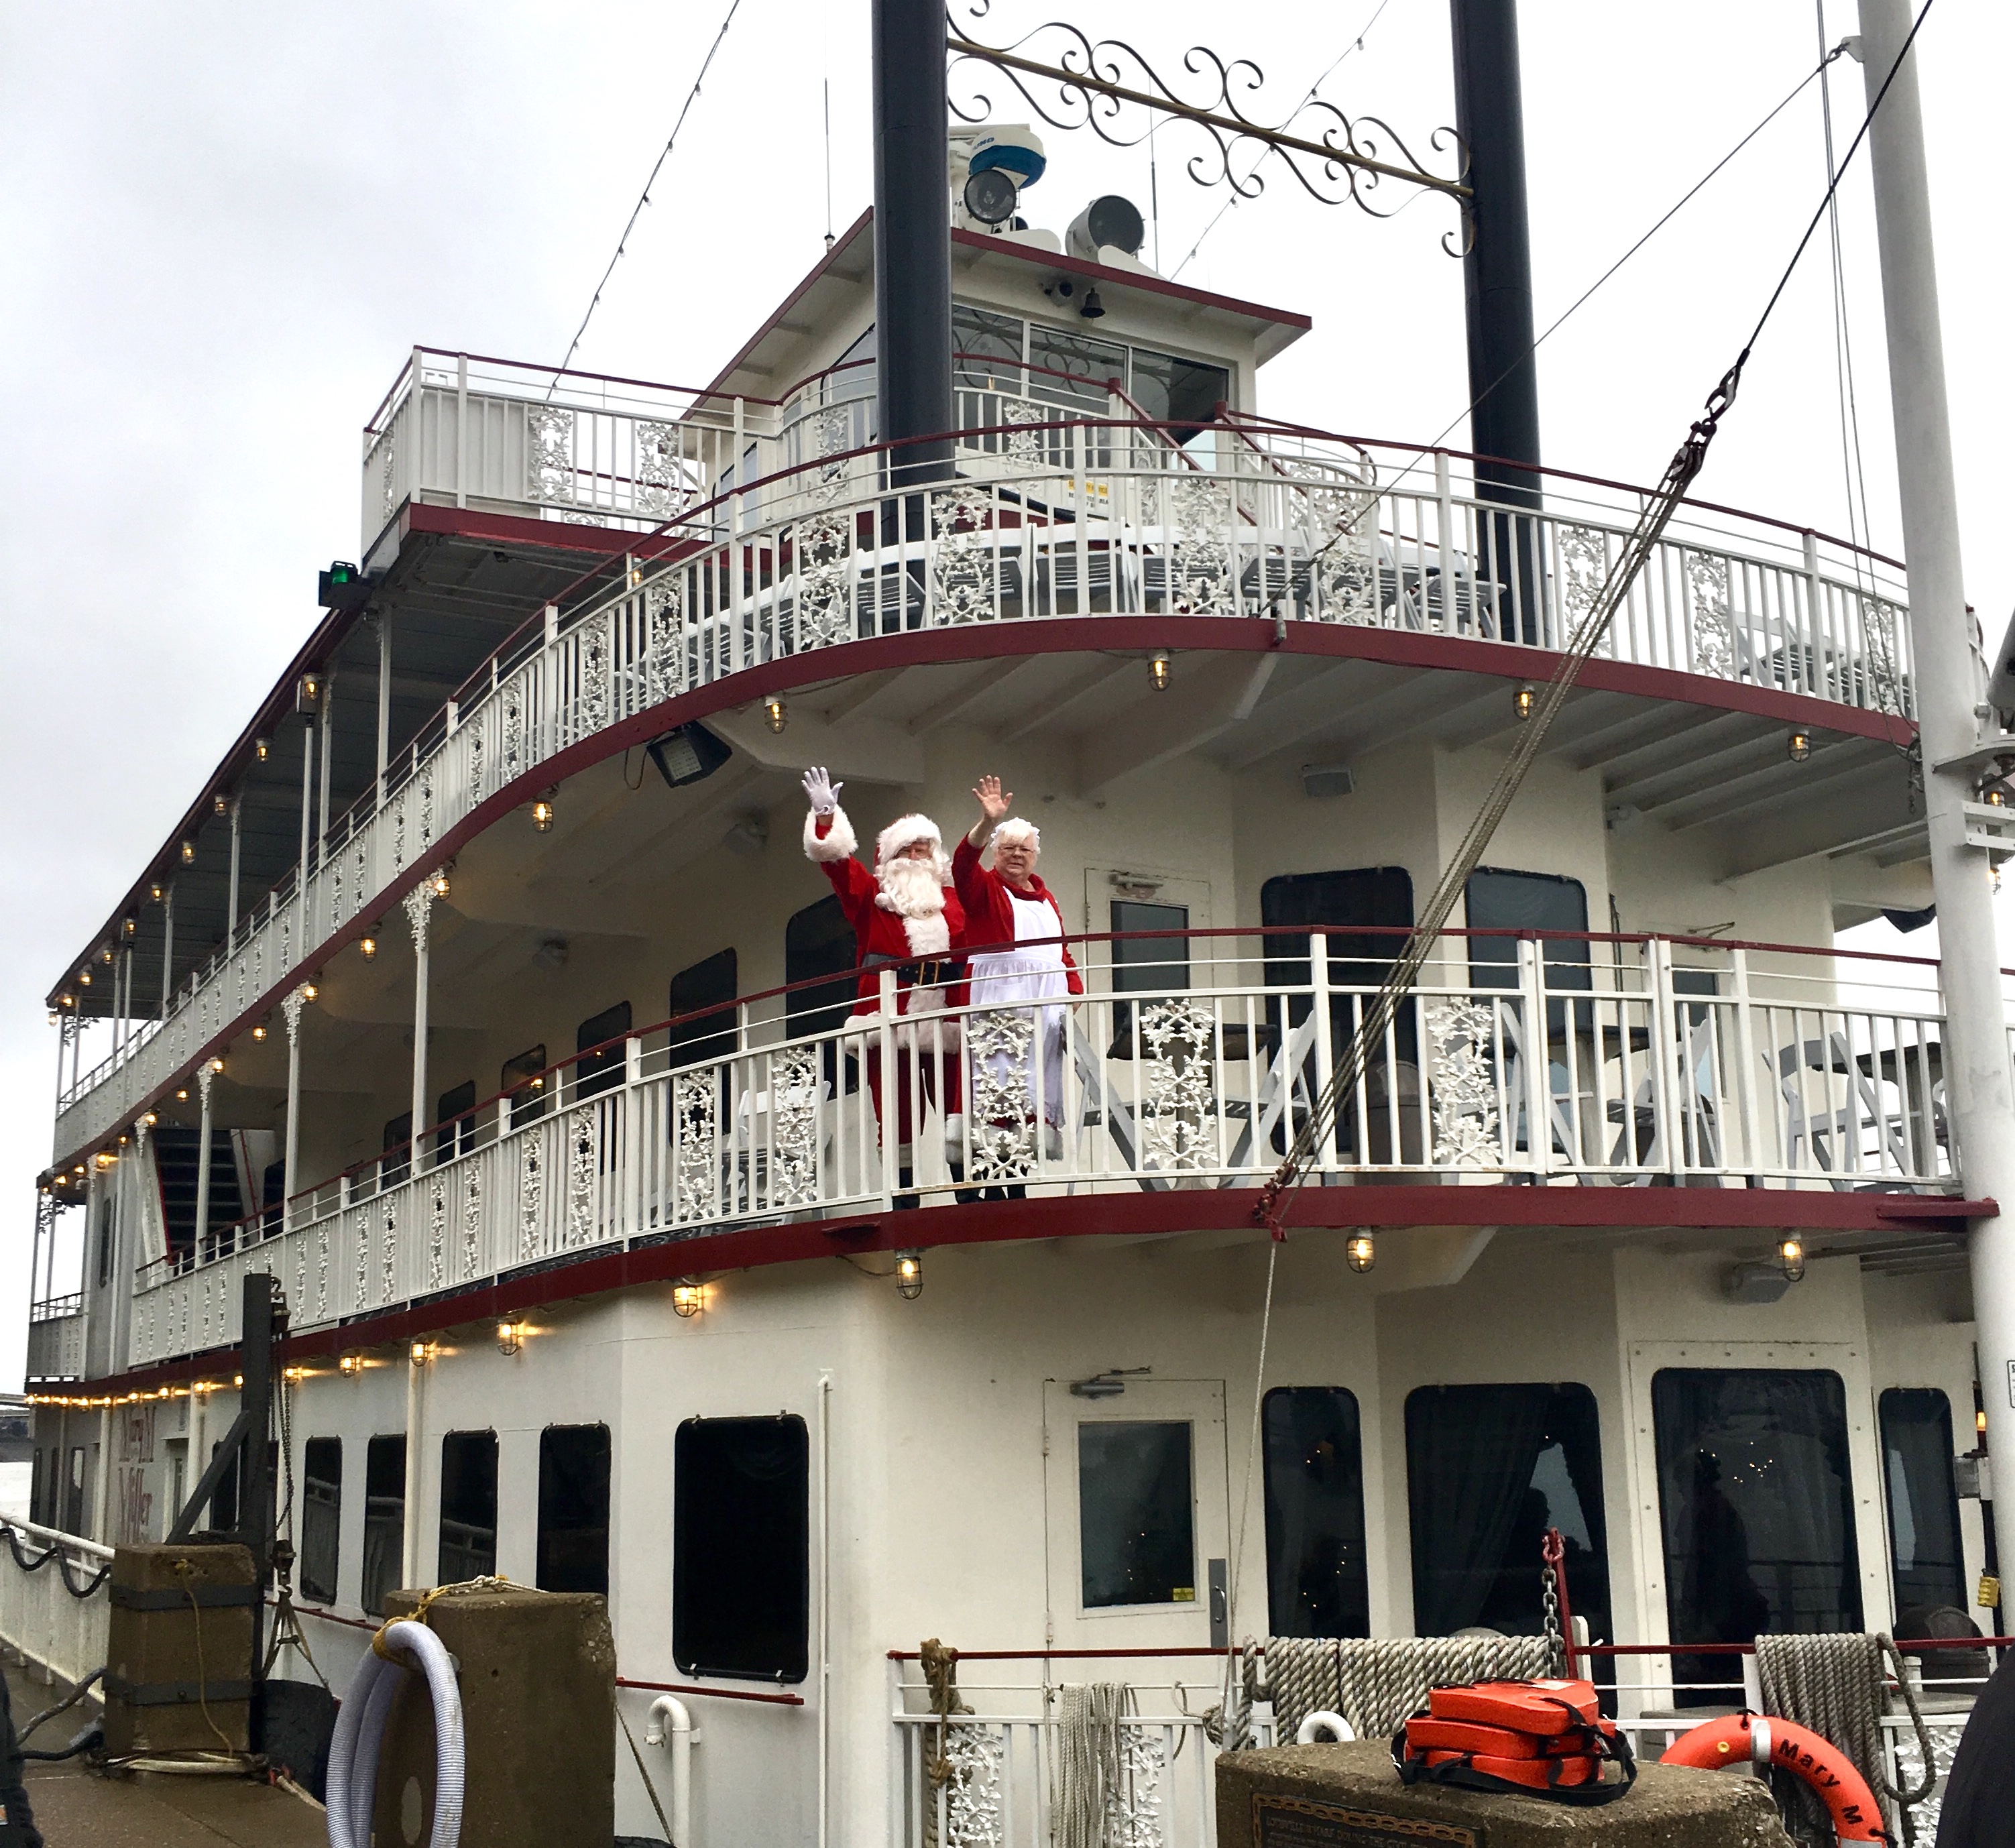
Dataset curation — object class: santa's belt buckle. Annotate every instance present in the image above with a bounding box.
[907,959,951,986]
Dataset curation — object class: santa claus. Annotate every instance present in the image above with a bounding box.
[801,766,965,1199]
[955,774,1082,1193]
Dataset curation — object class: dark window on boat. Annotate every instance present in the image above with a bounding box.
[210,1437,237,1534]
[28,1448,42,1526]
[503,1045,549,1128]
[1405,1383,1610,1642]
[301,1437,341,1604]
[381,1112,412,1190]
[1465,867,1592,994]
[1027,323,1125,410]
[575,1001,632,1100]
[1262,868,1415,991]
[1108,899,1189,1051]
[953,303,1026,389]
[1130,349,1230,446]
[1078,1420,1197,1609]
[674,1415,809,1681]
[65,1447,84,1534]
[262,1159,285,1234]
[1263,1387,1369,1638]
[96,1196,113,1287]
[1653,1369,1861,1696]
[435,1080,476,1164]
[1880,1389,1965,1619]
[1261,870,1417,1157]
[538,1424,612,1596]
[670,949,739,1064]
[829,323,875,406]
[439,1431,499,1584]
[786,894,860,1077]
[363,1435,405,1617]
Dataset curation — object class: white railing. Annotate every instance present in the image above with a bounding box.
[123,930,1963,1368]
[26,1304,84,1383]
[59,402,1920,1161]
[0,1517,111,1689]
[890,1657,1264,1848]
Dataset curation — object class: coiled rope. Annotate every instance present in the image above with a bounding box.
[1260,1635,1553,1747]
[1755,1632,1938,1843]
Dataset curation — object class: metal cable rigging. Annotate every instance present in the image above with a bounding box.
[1255,0,1937,1231]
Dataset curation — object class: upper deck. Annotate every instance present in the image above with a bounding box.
[45,218,1928,1171]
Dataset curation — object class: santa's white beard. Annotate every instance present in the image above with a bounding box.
[876,855,947,919]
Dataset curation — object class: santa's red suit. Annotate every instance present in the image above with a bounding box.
[804,803,965,1163]
[953,833,1082,1129]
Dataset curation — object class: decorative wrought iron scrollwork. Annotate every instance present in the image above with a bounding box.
[1140,998,1217,1169]
[1424,998,1502,1167]
[673,1071,718,1216]
[1681,548,1734,679]
[527,406,577,505]
[520,1129,544,1259]
[1557,525,1616,658]
[1168,476,1236,615]
[967,1008,1038,1182]
[567,1106,598,1246]
[461,1165,482,1280]
[635,420,693,520]
[931,483,996,622]
[793,510,855,650]
[769,1047,823,1208]
[428,1174,447,1289]
[949,12,1465,230]
[644,575,687,702]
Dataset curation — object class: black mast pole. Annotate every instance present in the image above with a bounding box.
[1450,0,1542,637]
[872,0,954,489]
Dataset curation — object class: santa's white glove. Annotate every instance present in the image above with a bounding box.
[801,766,844,815]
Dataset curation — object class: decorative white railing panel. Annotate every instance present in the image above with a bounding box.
[25,1308,84,1383]
[0,1518,112,1690]
[62,404,1918,1161]
[124,935,1963,1369]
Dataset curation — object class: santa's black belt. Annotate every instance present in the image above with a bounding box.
[864,951,959,986]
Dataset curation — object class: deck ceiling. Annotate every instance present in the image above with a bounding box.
[766,646,1927,876]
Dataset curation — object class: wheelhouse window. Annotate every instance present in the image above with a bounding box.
[503,1045,549,1128]
[674,1415,809,1681]
[1263,1388,1369,1637]
[538,1424,612,1596]
[439,1430,499,1584]
[1653,1369,1861,1690]
[1078,1421,1196,1609]
[1129,349,1230,445]
[575,1002,632,1100]
[435,1080,476,1164]
[1405,1384,1609,1640]
[1879,1388,1965,1619]
[362,1435,405,1617]
[669,949,739,1064]
[300,1437,341,1604]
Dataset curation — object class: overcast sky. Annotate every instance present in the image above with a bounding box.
[1,1,2009,1388]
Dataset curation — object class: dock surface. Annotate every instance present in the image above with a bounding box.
[9,1661,325,1847]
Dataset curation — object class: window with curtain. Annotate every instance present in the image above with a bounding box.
[301,1437,341,1603]
[362,1435,405,1617]
[1263,1387,1369,1638]
[439,1430,499,1584]
[1078,1421,1196,1609]
[1880,1388,1965,1619]
[538,1424,612,1596]
[1654,1369,1861,1695]
[575,1001,632,1100]
[669,949,739,1064]
[674,1416,809,1681]
[1405,1383,1609,1641]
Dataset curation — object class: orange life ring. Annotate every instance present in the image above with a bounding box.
[1660,1713,1885,1843]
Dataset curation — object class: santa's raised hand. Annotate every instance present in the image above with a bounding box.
[802,766,844,815]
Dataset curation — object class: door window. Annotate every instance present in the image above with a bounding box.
[362,1435,405,1617]
[300,1437,341,1604]
[670,949,739,1064]
[1079,1420,1196,1609]
[673,1415,809,1681]
[439,1430,498,1584]
[539,1424,612,1596]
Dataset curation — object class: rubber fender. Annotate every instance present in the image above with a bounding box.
[1659,1712,1884,1844]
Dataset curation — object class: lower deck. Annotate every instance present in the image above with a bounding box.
[16,1220,1992,1844]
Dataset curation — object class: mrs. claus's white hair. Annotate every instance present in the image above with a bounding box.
[991,818,1040,857]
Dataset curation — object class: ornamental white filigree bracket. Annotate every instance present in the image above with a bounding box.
[402,879,437,954]
[196,1061,217,1111]
[281,986,311,1045]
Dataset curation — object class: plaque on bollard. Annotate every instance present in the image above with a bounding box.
[1255,1795,1481,1848]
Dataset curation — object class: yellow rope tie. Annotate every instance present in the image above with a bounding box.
[172,1556,237,1754]
[369,1572,516,1663]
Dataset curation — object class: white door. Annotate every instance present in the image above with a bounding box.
[1043,1377,1230,1650]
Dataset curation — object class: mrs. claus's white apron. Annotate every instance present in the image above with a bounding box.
[967,888,1070,1126]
